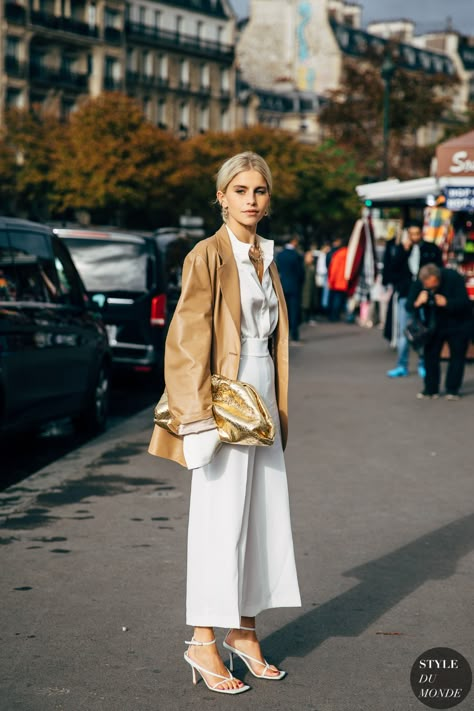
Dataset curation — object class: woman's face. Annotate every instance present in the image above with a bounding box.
[217,169,270,231]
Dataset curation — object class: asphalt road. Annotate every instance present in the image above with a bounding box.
[1,322,473,711]
[1,372,162,490]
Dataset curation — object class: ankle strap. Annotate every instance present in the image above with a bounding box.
[240,626,256,631]
[185,637,216,646]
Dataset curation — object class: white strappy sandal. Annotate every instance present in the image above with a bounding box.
[223,626,287,680]
[184,637,250,694]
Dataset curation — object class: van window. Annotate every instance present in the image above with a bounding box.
[63,238,149,292]
[8,229,57,303]
[51,237,86,307]
[0,232,17,301]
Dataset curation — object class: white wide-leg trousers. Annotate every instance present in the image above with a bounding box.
[186,337,301,628]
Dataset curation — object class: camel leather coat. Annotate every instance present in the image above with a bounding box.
[148,224,289,467]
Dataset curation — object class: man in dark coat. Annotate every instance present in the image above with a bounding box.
[407,263,473,399]
[384,223,443,378]
[276,235,305,342]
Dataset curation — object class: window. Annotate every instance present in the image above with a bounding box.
[6,88,25,109]
[51,237,85,307]
[200,63,209,88]
[143,96,152,120]
[180,59,189,86]
[220,68,229,91]
[158,98,167,127]
[0,233,16,302]
[104,56,121,88]
[143,50,153,77]
[62,239,150,292]
[7,229,57,304]
[104,8,119,28]
[220,108,229,132]
[6,36,20,60]
[154,10,161,29]
[126,49,136,72]
[139,6,146,25]
[176,15,183,34]
[196,20,203,40]
[158,54,168,79]
[216,25,223,43]
[199,104,209,132]
[88,3,97,27]
[179,101,189,129]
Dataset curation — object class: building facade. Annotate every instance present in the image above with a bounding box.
[0,0,237,135]
[237,0,472,145]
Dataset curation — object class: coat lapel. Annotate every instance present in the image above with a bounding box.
[215,224,241,339]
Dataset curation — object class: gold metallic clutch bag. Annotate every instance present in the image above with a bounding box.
[153,374,275,446]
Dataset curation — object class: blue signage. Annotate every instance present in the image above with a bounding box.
[445,186,474,211]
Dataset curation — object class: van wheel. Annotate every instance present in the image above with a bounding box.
[74,364,110,435]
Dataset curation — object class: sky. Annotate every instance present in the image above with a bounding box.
[229,0,474,36]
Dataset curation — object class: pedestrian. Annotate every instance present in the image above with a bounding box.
[316,241,330,314]
[384,222,442,378]
[327,243,348,322]
[301,248,317,324]
[148,151,302,695]
[407,263,472,400]
[275,234,305,342]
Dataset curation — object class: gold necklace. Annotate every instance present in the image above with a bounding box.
[249,241,264,282]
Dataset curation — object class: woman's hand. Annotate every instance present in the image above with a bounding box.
[183,428,222,470]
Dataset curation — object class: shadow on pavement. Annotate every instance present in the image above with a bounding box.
[262,512,474,663]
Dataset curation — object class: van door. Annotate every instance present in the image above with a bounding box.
[2,225,67,427]
[5,225,94,426]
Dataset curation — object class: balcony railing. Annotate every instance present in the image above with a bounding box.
[125,71,167,88]
[104,76,123,91]
[5,55,27,79]
[30,62,89,89]
[126,71,169,89]
[5,2,26,24]
[125,22,234,61]
[104,26,122,44]
[31,10,99,38]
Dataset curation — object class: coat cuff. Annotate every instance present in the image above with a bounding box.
[177,417,216,435]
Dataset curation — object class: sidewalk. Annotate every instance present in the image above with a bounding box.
[1,322,473,711]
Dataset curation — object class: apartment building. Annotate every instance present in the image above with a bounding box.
[0,0,237,135]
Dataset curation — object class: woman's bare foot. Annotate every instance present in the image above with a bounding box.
[225,627,282,678]
[187,629,246,691]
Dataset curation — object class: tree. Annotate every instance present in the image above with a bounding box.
[51,93,182,227]
[0,109,62,220]
[319,55,459,179]
[174,126,361,240]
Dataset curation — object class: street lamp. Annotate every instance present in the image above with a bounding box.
[381,54,395,180]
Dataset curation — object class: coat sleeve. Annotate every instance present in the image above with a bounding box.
[164,251,214,432]
[445,272,471,315]
[406,279,422,313]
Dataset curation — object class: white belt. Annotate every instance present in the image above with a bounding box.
[241,337,270,357]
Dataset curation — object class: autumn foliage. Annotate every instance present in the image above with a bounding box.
[319,55,461,180]
[0,93,362,240]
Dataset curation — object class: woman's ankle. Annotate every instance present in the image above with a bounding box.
[192,626,215,643]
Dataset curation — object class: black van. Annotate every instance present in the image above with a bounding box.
[56,229,167,377]
[0,218,111,438]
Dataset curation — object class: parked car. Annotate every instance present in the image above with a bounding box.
[153,228,200,318]
[0,217,111,439]
[56,229,167,377]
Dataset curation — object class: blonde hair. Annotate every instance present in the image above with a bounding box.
[216,152,272,221]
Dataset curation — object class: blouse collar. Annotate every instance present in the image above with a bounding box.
[225,225,274,267]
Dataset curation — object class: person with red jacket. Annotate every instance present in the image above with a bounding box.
[328,244,348,321]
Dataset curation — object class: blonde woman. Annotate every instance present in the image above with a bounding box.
[149,152,301,694]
